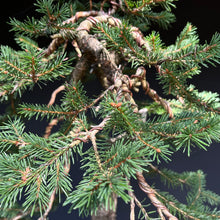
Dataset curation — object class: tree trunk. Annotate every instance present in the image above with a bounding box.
[91,193,117,220]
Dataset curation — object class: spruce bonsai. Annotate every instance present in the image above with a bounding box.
[0,0,220,219]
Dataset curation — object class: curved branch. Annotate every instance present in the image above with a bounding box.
[136,171,178,220]
[135,66,173,118]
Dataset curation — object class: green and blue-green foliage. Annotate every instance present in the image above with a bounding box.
[144,110,220,156]
[158,24,220,98]
[18,81,90,121]
[93,20,220,114]
[93,21,220,78]
[149,168,220,219]
[0,0,220,219]
[0,117,79,216]
[64,138,150,216]
[98,93,140,134]
[116,0,177,30]
[0,36,73,102]
[9,0,78,37]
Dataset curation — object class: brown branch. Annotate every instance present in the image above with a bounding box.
[126,179,136,220]
[130,27,151,51]
[4,60,29,76]
[87,15,150,51]
[136,132,161,153]
[42,10,102,57]
[128,190,135,220]
[44,118,61,138]
[68,117,109,148]
[90,132,103,171]
[89,0,93,11]
[109,156,131,171]
[126,178,150,220]
[137,66,174,118]
[63,11,101,25]
[23,107,76,115]
[44,84,113,138]
[38,188,56,220]
[12,211,30,220]
[100,0,108,11]
[76,14,150,52]
[42,13,151,91]
[136,171,178,220]
[70,55,90,84]
[42,36,65,57]
[133,195,150,220]
[47,85,65,107]
[72,40,82,57]
[108,0,119,15]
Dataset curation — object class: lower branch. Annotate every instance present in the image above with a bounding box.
[136,171,178,220]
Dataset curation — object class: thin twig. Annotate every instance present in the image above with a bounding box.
[72,40,82,57]
[127,184,135,220]
[108,0,119,15]
[126,178,150,220]
[100,0,108,11]
[136,66,173,118]
[89,0,93,11]
[38,189,56,220]
[133,195,150,220]
[90,132,103,171]
[12,211,30,220]
[47,85,65,107]
[38,157,70,220]
[44,117,63,139]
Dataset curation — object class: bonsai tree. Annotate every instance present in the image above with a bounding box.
[0,0,220,219]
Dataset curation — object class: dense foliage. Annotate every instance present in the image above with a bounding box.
[0,0,220,219]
